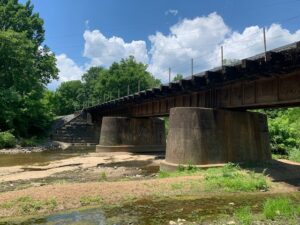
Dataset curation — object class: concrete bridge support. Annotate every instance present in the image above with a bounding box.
[161,107,271,170]
[96,117,166,152]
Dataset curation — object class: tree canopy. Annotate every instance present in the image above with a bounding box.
[0,0,58,137]
[173,74,183,82]
[53,56,161,115]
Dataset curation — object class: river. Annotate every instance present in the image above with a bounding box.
[0,148,95,167]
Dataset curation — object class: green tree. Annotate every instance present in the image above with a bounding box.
[104,56,160,98]
[0,0,45,44]
[80,56,160,104]
[54,81,84,115]
[53,56,161,116]
[173,74,183,82]
[262,108,300,157]
[82,67,107,104]
[0,0,58,137]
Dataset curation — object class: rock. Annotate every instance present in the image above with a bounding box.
[229,202,235,206]
[169,221,177,225]
[227,221,236,225]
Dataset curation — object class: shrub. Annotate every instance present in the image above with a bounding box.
[20,136,39,147]
[0,131,16,149]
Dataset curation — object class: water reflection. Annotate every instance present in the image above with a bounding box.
[2,208,106,225]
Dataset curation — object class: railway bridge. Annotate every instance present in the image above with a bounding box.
[55,41,300,170]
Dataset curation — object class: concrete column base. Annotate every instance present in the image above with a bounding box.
[96,117,166,153]
[161,107,271,171]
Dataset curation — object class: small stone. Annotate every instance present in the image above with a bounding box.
[169,221,177,225]
[227,221,236,225]
[229,202,235,206]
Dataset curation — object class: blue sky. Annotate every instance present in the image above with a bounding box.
[20,0,300,89]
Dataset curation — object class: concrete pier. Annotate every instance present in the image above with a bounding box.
[96,117,166,152]
[161,107,271,170]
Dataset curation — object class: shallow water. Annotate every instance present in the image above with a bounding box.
[2,208,106,225]
[0,148,95,167]
[4,192,300,225]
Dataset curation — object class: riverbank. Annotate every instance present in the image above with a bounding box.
[0,141,62,154]
[0,141,96,155]
[0,152,300,224]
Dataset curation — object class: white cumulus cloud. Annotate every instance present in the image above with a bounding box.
[56,54,85,82]
[148,12,230,81]
[213,24,300,68]
[83,30,149,68]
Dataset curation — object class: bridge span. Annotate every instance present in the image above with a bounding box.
[86,41,300,118]
[55,41,300,170]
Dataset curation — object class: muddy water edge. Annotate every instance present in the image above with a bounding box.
[1,192,300,225]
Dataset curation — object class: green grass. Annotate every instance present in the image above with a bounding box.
[0,196,57,214]
[288,149,300,163]
[235,206,253,225]
[170,182,185,190]
[158,164,201,178]
[79,196,102,206]
[99,172,107,181]
[273,150,300,163]
[263,198,295,220]
[204,163,268,192]
[272,154,288,160]
[159,163,269,192]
